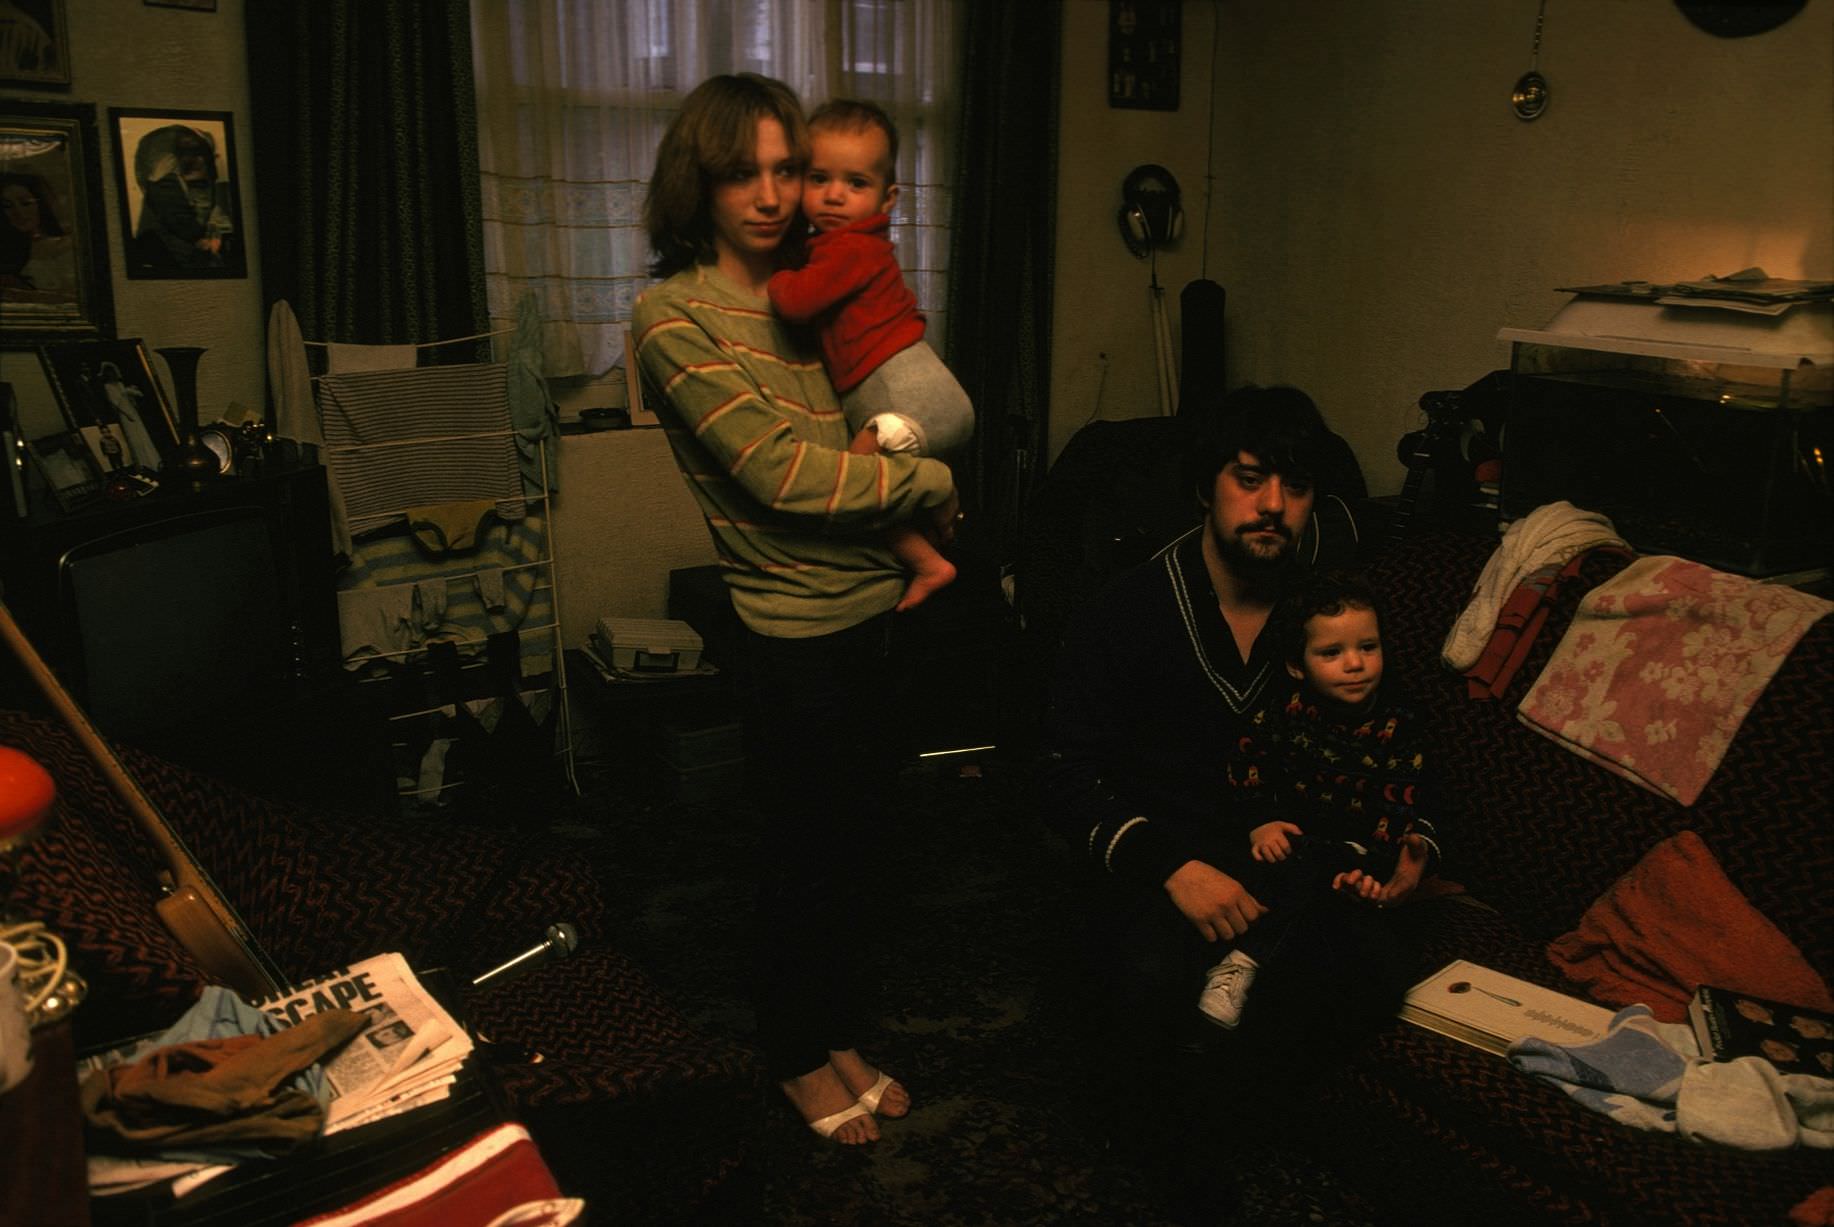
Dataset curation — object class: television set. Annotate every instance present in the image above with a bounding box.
[0,464,341,777]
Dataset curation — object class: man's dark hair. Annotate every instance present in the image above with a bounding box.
[1181,384,1330,506]
[1276,568,1382,666]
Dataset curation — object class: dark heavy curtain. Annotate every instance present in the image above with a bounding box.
[244,2,487,350]
[945,3,1061,566]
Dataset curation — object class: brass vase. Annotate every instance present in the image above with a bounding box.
[156,346,218,487]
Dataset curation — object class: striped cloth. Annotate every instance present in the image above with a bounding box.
[336,510,554,672]
[630,264,952,638]
[319,363,525,538]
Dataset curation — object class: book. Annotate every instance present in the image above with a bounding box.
[1400,959,1615,1057]
[1687,985,1834,1078]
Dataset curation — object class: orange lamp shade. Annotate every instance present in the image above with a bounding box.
[0,745,56,849]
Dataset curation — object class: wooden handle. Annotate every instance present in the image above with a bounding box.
[0,598,283,999]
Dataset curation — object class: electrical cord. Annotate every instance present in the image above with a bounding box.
[1,920,68,1015]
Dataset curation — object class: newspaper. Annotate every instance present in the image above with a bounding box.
[83,953,471,1198]
[256,951,472,1133]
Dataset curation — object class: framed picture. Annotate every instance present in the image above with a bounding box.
[1,381,30,520]
[0,0,70,88]
[25,429,101,511]
[1,99,115,343]
[107,107,246,280]
[38,337,178,472]
[1109,0,1181,112]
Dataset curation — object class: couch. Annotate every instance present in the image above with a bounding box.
[0,708,762,1222]
[1300,528,1833,1226]
[1017,413,1831,1224]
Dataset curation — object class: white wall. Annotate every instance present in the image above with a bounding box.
[1,0,263,439]
[1204,0,1833,495]
[552,427,716,643]
[1048,0,1219,463]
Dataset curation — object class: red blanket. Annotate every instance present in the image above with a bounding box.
[1547,830,1834,1023]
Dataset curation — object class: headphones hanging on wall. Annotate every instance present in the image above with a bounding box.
[1117,163,1184,259]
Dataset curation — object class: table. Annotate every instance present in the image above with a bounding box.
[0,1019,89,1227]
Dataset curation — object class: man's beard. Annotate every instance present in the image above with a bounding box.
[1215,519,1298,575]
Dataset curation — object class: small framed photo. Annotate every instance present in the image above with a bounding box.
[25,429,102,511]
[38,337,178,472]
[1109,0,1181,112]
[1,99,115,343]
[0,0,71,89]
[107,107,246,280]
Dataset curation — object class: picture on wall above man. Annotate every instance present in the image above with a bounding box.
[0,98,114,343]
[108,107,246,280]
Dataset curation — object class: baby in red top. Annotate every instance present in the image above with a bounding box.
[768,99,975,611]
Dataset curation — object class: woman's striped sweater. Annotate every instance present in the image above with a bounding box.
[631,264,954,638]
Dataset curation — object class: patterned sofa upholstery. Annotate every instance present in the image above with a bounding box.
[0,710,762,1221]
[1304,530,1834,1226]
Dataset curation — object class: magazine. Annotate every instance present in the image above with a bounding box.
[1400,959,1615,1057]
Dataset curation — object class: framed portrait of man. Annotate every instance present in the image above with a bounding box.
[0,0,70,89]
[1,99,114,343]
[108,107,247,280]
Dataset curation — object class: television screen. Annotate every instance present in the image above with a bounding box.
[64,510,283,747]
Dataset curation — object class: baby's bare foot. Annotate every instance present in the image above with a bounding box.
[894,557,956,613]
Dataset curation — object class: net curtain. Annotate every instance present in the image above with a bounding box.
[469,0,963,379]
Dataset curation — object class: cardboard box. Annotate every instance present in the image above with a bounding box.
[596,617,704,673]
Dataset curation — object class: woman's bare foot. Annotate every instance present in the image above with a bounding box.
[893,555,956,613]
[781,1063,879,1144]
[829,1048,911,1118]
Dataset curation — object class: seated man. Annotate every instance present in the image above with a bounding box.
[1036,387,1418,1182]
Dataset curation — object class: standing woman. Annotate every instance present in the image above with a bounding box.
[631,73,959,1145]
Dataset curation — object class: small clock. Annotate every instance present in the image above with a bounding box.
[198,424,236,476]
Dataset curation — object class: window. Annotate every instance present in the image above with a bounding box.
[471,0,962,379]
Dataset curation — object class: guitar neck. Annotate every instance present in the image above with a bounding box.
[0,600,285,999]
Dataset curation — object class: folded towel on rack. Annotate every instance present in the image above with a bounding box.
[475,568,506,612]
[336,585,416,661]
[325,342,418,374]
[408,499,498,555]
[414,580,451,633]
[507,292,560,496]
[318,364,522,537]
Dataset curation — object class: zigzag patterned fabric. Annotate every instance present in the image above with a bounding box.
[1346,531,1834,1223]
[0,710,760,1216]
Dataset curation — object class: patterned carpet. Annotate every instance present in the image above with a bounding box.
[568,749,1390,1226]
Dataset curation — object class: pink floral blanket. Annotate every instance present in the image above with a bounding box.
[1518,555,1833,806]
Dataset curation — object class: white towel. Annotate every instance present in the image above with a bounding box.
[267,300,353,558]
[1678,1057,1834,1150]
[1511,1004,1834,1149]
[1441,500,1628,671]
